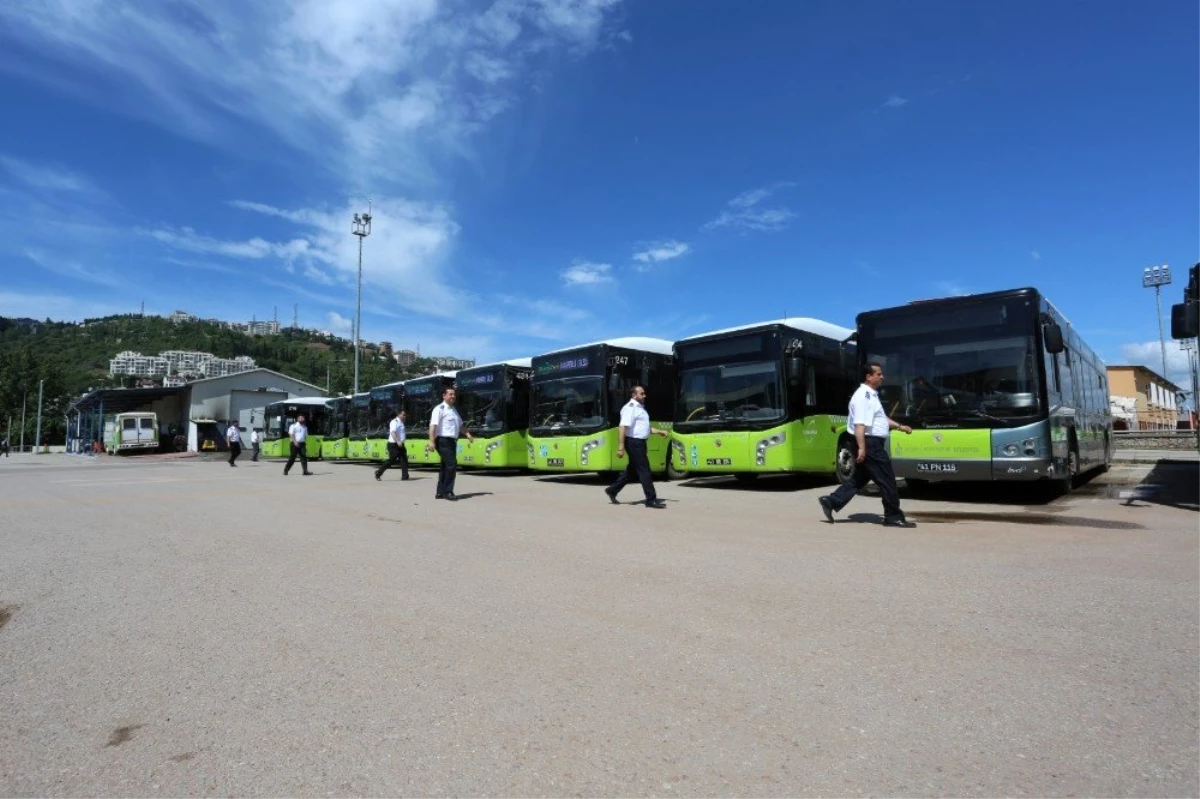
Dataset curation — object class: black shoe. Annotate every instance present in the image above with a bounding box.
[374,471,382,481]
[818,496,835,523]
[435,493,445,499]
[445,492,457,501]
[604,488,619,505]
[883,516,916,528]
[646,499,666,509]
[401,476,410,481]
[283,471,289,476]
[303,472,313,476]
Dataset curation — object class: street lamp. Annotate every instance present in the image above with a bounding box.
[351,203,372,395]
[1143,264,1172,380]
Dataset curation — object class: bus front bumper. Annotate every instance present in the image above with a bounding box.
[893,456,1056,482]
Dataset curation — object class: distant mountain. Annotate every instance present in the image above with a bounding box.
[0,314,436,444]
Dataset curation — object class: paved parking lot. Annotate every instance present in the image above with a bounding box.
[1,453,1196,797]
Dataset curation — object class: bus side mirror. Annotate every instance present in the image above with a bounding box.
[608,373,620,390]
[1171,303,1199,339]
[1043,322,1065,354]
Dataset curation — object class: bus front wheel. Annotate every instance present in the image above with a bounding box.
[835,438,856,486]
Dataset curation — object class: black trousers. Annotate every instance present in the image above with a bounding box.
[377,442,410,479]
[608,437,656,502]
[228,441,241,465]
[435,437,458,496]
[284,442,308,475]
[251,442,260,462]
[827,436,903,521]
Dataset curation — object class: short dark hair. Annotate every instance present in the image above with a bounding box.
[863,362,883,381]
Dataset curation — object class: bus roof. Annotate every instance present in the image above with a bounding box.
[676,317,853,345]
[406,371,458,383]
[459,357,533,372]
[372,379,406,390]
[538,337,673,357]
[858,287,1040,320]
[266,396,331,407]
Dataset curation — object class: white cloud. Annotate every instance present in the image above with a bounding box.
[0,0,626,187]
[933,281,970,297]
[24,248,127,289]
[326,311,353,335]
[1031,250,1041,261]
[704,183,796,233]
[1120,341,1195,389]
[0,155,100,195]
[561,260,613,286]
[632,239,689,268]
[882,94,909,109]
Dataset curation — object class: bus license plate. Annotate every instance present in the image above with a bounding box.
[706,458,733,466]
[546,458,564,467]
[916,462,957,474]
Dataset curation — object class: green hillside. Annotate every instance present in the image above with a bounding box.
[0,314,437,445]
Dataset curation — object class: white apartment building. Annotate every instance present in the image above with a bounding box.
[111,350,257,379]
[430,356,475,370]
[109,350,168,377]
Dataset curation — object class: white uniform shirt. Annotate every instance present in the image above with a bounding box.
[847,383,889,438]
[288,421,308,443]
[619,399,652,440]
[227,425,241,443]
[430,402,462,438]
[250,430,260,445]
[389,417,407,444]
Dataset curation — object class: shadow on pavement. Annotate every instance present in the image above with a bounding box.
[1098,461,1199,512]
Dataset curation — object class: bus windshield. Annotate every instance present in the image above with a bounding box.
[404,384,440,431]
[530,376,606,434]
[862,299,1042,425]
[676,360,784,428]
[458,386,506,435]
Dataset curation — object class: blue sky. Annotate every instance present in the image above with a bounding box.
[0,0,1196,386]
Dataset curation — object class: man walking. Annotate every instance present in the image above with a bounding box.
[818,362,916,527]
[375,408,410,481]
[605,385,670,508]
[427,387,473,500]
[250,427,261,462]
[284,413,313,476]
[226,420,242,467]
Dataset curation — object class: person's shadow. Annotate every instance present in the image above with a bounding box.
[450,491,493,501]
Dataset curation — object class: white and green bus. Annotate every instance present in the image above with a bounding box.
[670,318,858,483]
[261,397,331,460]
[365,381,405,462]
[402,372,457,467]
[456,358,533,469]
[320,396,350,460]
[855,286,1112,492]
[345,393,373,460]
[527,338,676,475]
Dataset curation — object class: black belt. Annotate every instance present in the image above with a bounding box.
[866,435,887,440]
[436,435,456,442]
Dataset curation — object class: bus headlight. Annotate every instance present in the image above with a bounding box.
[1023,438,1037,455]
[580,437,605,465]
[755,432,786,466]
[1003,443,1019,457]
[526,443,535,461]
[484,441,503,464]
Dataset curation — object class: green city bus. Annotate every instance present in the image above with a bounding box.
[402,372,457,466]
[261,397,331,460]
[320,396,350,460]
[527,338,676,475]
[365,380,405,462]
[345,393,373,460]
[670,318,858,483]
[855,287,1112,492]
[456,358,533,469]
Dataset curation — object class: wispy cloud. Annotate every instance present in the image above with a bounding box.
[632,239,690,270]
[882,94,909,109]
[0,155,101,196]
[933,281,970,297]
[703,183,796,233]
[1031,250,1041,261]
[0,1,626,188]
[24,248,127,289]
[326,311,353,335]
[561,260,613,286]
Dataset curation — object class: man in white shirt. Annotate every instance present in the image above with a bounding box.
[605,385,670,508]
[426,387,474,500]
[283,414,313,476]
[375,408,410,481]
[250,428,261,462]
[225,420,242,467]
[818,362,915,527]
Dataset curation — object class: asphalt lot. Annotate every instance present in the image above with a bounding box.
[1,453,1196,797]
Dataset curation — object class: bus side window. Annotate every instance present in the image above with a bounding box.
[805,364,817,406]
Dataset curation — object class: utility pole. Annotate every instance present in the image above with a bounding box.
[293,303,299,329]
[34,378,44,454]
[351,201,373,395]
[20,392,26,452]
[1143,264,1172,380]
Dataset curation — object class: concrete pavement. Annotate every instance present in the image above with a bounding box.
[1,454,1196,796]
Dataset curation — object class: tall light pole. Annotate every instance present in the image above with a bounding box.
[351,202,372,395]
[1143,264,1172,380]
